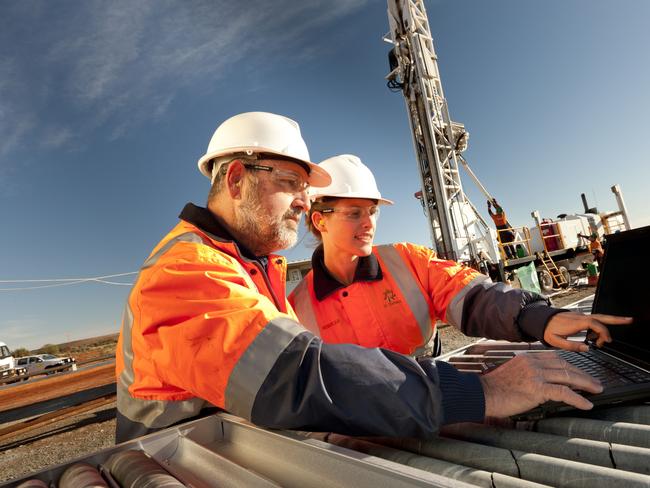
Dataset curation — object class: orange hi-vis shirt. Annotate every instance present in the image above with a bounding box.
[289,243,482,357]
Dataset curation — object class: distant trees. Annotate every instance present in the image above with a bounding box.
[12,347,30,357]
[39,344,60,355]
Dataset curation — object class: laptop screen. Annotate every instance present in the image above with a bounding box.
[591,225,650,370]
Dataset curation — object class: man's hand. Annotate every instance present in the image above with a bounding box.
[480,351,603,417]
[544,312,633,352]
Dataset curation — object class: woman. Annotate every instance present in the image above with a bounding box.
[289,154,620,357]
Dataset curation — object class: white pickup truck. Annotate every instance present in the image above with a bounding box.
[15,354,77,377]
[0,341,28,383]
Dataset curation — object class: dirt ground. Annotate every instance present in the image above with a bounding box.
[0,285,597,484]
[1,403,116,483]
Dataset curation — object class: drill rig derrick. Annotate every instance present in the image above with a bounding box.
[385,0,498,266]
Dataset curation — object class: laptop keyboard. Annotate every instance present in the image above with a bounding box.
[557,350,650,389]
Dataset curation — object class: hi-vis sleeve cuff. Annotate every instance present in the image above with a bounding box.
[456,279,558,343]
[446,274,491,329]
[518,302,570,344]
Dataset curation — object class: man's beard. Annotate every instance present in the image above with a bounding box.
[236,187,301,256]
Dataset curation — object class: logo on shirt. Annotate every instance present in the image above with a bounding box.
[383,289,401,306]
[321,318,341,330]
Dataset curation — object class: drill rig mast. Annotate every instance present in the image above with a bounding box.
[385,0,498,264]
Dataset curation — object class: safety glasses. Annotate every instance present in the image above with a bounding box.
[320,206,380,222]
[243,163,309,194]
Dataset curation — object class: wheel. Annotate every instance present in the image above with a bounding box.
[537,269,554,293]
[558,266,571,288]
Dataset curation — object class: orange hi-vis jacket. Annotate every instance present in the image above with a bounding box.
[289,243,481,356]
[117,204,563,443]
[116,204,302,441]
[490,209,508,227]
[589,239,604,255]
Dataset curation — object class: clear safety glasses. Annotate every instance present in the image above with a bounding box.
[243,163,309,194]
[320,206,380,222]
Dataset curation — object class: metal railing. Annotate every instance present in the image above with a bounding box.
[496,225,532,264]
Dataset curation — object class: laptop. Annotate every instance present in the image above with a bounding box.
[513,225,650,419]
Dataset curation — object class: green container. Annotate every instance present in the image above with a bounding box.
[514,261,542,294]
[587,262,599,276]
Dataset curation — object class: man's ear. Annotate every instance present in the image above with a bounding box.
[226,160,245,199]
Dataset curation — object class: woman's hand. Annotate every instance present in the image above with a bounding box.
[544,312,633,351]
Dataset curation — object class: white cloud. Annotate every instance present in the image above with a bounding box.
[0,0,368,169]
[0,59,35,158]
[0,116,35,157]
[42,126,74,148]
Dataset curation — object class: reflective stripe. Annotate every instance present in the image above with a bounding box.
[119,231,209,427]
[376,245,433,349]
[121,232,206,386]
[142,231,205,269]
[446,274,492,329]
[290,277,320,335]
[119,304,135,386]
[116,382,209,429]
[414,329,438,358]
[225,317,309,419]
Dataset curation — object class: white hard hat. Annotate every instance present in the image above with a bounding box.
[197,111,331,187]
[309,154,393,205]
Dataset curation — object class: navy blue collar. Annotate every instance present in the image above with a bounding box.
[179,202,268,269]
[311,245,383,301]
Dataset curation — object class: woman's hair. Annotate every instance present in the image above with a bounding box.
[306,197,339,241]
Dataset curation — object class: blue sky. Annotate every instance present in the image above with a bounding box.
[1,0,648,350]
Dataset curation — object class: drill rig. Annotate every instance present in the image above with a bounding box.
[385,0,499,267]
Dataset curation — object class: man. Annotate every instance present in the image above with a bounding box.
[488,198,517,259]
[579,232,605,268]
[116,111,629,443]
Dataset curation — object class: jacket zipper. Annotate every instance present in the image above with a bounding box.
[253,261,286,314]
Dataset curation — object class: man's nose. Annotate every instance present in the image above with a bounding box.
[293,189,310,212]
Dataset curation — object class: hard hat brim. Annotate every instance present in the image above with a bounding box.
[309,192,394,206]
[198,146,332,187]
